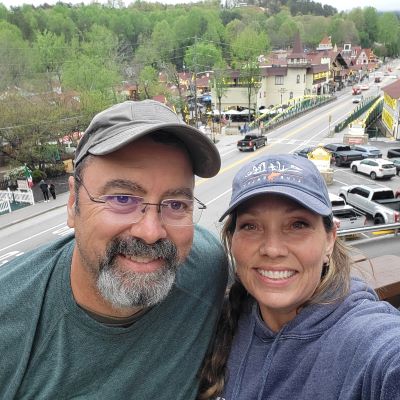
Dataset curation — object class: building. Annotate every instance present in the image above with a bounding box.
[381,79,400,139]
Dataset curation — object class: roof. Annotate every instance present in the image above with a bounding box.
[382,78,400,99]
[319,36,332,45]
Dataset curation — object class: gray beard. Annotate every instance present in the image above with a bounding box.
[96,237,179,309]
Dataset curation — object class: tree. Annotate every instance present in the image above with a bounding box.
[212,61,228,134]
[364,7,379,44]
[161,62,188,122]
[138,65,159,100]
[32,30,69,92]
[0,21,30,91]
[231,27,268,122]
[377,12,400,58]
[184,41,223,73]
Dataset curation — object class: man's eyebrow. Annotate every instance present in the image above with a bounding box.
[164,188,194,199]
[101,180,193,198]
[102,180,144,193]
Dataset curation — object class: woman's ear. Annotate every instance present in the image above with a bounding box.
[326,224,337,256]
[67,176,76,228]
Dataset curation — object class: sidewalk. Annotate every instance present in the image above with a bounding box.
[0,191,70,230]
[0,135,241,230]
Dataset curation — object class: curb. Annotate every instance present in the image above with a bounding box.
[1,202,67,230]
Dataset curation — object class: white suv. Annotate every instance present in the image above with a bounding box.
[350,158,396,180]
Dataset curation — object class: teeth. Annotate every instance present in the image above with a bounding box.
[125,255,158,263]
[257,269,296,280]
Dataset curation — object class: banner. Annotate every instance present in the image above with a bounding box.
[23,165,33,188]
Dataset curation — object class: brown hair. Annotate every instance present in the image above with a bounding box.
[197,212,352,399]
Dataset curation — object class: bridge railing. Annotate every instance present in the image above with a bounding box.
[338,222,400,237]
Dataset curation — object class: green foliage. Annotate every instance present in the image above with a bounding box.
[184,41,223,72]
[0,0,399,170]
[32,169,46,183]
[231,26,269,64]
[44,163,65,178]
[377,12,400,58]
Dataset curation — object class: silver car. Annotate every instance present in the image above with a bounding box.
[351,144,382,159]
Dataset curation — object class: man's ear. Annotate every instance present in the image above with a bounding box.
[67,176,76,228]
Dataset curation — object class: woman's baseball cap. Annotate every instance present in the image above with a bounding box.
[74,100,221,178]
[219,154,332,221]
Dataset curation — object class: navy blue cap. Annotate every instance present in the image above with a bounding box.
[219,154,332,221]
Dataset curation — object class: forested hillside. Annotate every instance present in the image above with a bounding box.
[0,0,399,170]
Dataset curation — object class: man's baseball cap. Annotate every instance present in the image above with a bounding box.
[74,100,221,178]
[219,154,332,221]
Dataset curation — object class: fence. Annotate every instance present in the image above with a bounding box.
[334,95,381,133]
[0,198,11,214]
[252,94,336,133]
[0,188,35,207]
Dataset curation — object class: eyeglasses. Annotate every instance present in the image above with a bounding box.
[75,176,206,226]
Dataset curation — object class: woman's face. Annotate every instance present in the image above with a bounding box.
[231,194,336,332]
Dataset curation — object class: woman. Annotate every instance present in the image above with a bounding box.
[198,154,400,400]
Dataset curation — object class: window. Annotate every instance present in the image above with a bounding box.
[275,76,284,85]
[290,92,293,99]
[296,74,300,84]
[304,74,306,83]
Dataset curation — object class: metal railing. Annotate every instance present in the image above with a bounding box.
[338,222,400,237]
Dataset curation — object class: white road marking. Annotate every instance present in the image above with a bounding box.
[0,251,24,266]
[205,188,232,206]
[53,226,74,236]
[0,222,65,253]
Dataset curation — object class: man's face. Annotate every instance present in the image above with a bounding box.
[67,137,195,315]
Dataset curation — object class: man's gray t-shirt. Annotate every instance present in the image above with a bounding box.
[0,225,228,399]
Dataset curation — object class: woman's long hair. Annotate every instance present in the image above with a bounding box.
[197,212,352,399]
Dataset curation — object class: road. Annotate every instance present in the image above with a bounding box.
[1,75,400,266]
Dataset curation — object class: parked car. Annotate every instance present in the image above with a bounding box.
[390,158,400,175]
[352,95,362,104]
[338,184,400,224]
[387,148,400,158]
[293,145,318,158]
[350,158,396,180]
[328,193,366,230]
[350,144,382,159]
[323,143,364,167]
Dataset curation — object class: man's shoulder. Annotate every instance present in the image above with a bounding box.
[191,225,227,266]
[0,235,74,285]
[175,225,228,299]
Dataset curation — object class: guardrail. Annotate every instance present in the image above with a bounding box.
[338,222,400,237]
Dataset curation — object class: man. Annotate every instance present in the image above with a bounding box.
[0,100,228,399]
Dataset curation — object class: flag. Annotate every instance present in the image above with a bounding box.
[24,165,33,188]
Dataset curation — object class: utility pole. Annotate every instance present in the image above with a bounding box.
[193,36,198,127]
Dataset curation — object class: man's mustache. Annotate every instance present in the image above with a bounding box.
[102,237,179,269]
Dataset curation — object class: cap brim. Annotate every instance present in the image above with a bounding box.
[87,122,220,178]
[219,185,332,222]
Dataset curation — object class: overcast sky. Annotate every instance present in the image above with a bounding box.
[0,0,399,11]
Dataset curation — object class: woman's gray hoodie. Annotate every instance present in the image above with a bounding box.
[221,278,400,400]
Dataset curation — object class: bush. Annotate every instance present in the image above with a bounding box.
[44,163,66,178]
[32,169,47,183]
